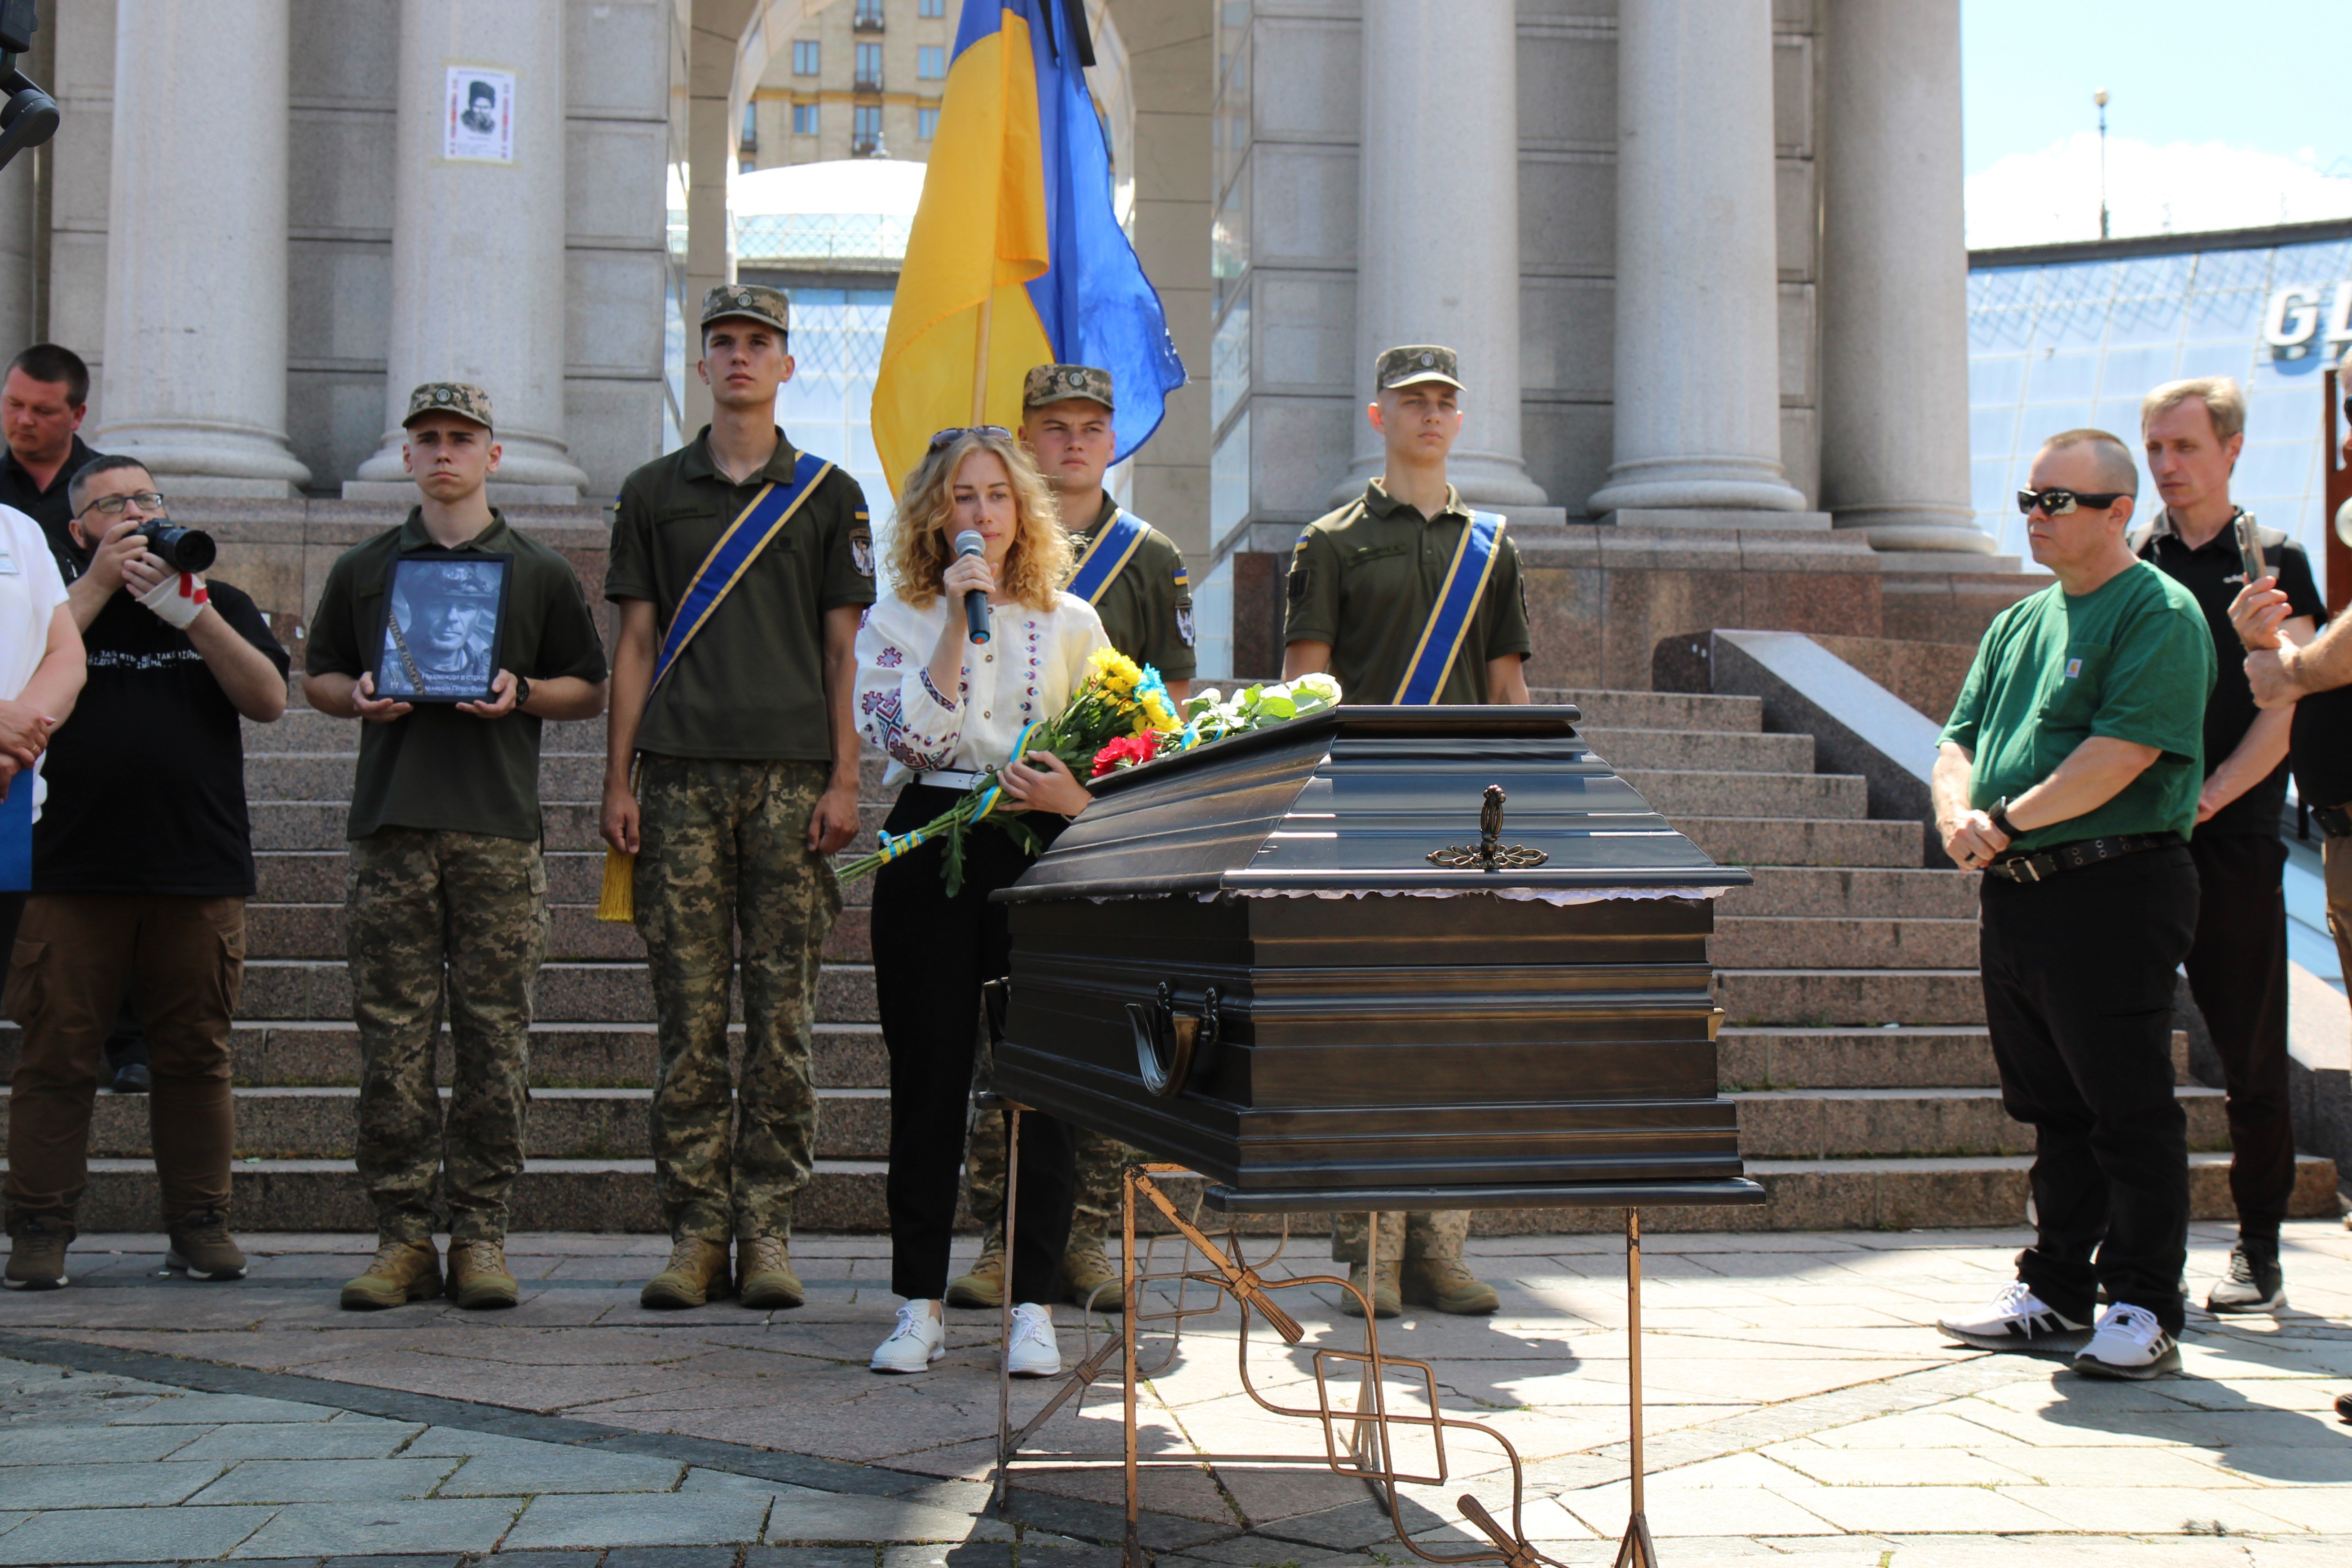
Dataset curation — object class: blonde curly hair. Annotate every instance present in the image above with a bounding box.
[888,427,1071,612]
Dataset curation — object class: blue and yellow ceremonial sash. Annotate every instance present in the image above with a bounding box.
[1391,511,1506,705]
[599,451,835,921]
[1066,509,1148,604]
[0,769,32,893]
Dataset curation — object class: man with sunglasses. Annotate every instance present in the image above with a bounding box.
[603,285,876,1311]
[4,455,289,1291]
[2132,377,2320,1317]
[1932,428,2214,1379]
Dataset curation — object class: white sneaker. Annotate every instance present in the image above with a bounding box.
[1005,1301,1061,1379]
[1935,1280,2092,1354]
[869,1301,945,1374]
[2072,1302,2181,1380]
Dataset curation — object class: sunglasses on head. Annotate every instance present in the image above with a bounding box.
[2016,487,2127,517]
[927,425,1012,451]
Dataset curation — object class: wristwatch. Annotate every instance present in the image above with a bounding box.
[511,674,533,712]
[1987,797,2020,841]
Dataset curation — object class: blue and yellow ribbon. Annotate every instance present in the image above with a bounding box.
[1066,510,1148,605]
[1392,511,1506,705]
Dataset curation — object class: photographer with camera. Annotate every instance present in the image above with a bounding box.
[2,456,287,1291]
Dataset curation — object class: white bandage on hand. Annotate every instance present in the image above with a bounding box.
[136,571,210,630]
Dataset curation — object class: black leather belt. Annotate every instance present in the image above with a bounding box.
[2312,803,2352,839]
[1984,832,2183,883]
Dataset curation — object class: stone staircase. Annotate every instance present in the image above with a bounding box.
[5,687,2338,1233]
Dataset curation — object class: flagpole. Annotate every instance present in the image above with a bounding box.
[971,291,995,424]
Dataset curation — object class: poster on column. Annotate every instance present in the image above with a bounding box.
[444,67,515,163]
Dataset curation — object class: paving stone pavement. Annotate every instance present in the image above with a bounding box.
[0,1221,2347,1565]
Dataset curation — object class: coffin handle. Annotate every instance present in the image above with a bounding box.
[1131,981,1217,1097]
[982,977,1011,1042]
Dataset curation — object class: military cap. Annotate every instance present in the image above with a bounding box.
[1376,344,1465,392]
[1023,363,1114,411]
[402,382,494,431]
[417,560,501,598]
[701,282,790,335]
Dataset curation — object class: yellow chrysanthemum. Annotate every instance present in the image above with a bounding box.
[1087,647,1144,694]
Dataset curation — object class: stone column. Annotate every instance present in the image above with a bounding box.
[92,0,311,495]
[1335,0,1547,509]
[1817,0,1990,554]
[1586,0,1805,517]
[351,0,587,496]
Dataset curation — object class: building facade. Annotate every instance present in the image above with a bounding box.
[743,0,960,169]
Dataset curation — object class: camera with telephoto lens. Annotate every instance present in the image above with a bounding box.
[0,0,60,176]
[133,520,217,575]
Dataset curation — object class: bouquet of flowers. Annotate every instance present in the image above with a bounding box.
[836,659,1344,893]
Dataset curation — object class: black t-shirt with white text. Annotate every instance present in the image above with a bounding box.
[34,580,291,896]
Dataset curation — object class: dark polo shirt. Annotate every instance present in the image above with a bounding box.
[0,433,100,579]
[2136,508,2325,837]
[606,427,876,762]
[1071,494,1195,681]
[306,509,610,843]
[1283,480,1532,705]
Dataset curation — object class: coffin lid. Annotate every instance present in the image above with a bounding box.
[995,704,1752,903]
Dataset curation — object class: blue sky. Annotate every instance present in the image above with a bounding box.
[1961,0,2352,244]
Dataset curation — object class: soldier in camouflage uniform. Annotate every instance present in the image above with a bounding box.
[304,383,612,1311]
[603,286,875,1310]
[1285,346,1533,1320]
[945,364,1198,1315]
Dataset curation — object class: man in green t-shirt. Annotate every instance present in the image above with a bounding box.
[1929,427,2213,1381]
[603,285,876,1311]
[304,383,611,1312]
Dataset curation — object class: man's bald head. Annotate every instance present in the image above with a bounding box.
[2038,428,2139,496]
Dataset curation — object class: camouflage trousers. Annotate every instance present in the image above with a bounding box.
[348,828,550,1246]
[964,1097,1130,1249]
[634,756,840,1243]
[1330,1210,1470,1265]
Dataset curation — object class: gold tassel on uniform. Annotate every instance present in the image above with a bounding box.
[596,847,636,923]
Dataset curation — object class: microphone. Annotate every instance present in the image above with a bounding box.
[954,529,991,645]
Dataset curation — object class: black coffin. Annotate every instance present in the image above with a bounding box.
[987,705,1759,1209]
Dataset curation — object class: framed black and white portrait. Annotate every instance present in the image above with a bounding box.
[374,552,512,703]
[444,67,515,163]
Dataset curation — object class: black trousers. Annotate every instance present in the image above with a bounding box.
[872,784,1075,1305]
[1979,843,2198,1334]
[2182,833,2295,1243]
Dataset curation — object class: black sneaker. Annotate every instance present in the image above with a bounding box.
[2335,1390,2351,1424]
[1936,1281,2093,1354]
[2205,1242,2285,1315]
[110,1062,152,1094]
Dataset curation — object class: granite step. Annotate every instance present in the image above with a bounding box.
[1717,866,1978,920]
[46,1151,2338,1235]
[0,1020,890,1089]
[1715,968,1986,1026]
[1620,769,1868,820]
[1,1085,893,1163]
[1710,916,1978,970]
[1574,727,1814,775]
[1528,688,1764,733]
[245,711,612,756]
[1719,1027,2192,1091]
[1729,1084,2228,1159]
[1674,817,1923,869]
[240,903,875,964]
[236,960,879,1024]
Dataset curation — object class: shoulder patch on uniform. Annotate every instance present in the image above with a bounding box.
[1177,603,1195,646]
[1172,562,1190,590]
[1294,529,1314,553]
[1288,565,1312,604]
[850,528,875,577]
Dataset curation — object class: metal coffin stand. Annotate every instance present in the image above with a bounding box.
[982,706,1767,1566]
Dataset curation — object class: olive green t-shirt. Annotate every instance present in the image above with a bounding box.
[607,427,876,760]
[305,510,611,843]
[1282,481,1532,705]
[1938,559,2214,850]
[1070,495,1196,681]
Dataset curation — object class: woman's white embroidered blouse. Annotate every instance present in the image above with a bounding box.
[854,590,1111,784]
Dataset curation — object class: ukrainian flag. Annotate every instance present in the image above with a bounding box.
[871,0,1186,488]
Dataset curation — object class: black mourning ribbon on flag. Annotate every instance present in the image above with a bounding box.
[1037,0,1097,68]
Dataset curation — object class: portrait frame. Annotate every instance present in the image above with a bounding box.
[372,550,514,705]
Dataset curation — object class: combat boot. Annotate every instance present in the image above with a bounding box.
[447,1240,519,1309]
[1337,1258,1401,1319]
[946,1227,1006,1309]
[164,1209,247,1281]
[738,1236,806,1309]
[4,1213,74,1291]
[340,1239,442,1310]
[640,1237,730,1308]
[1402,1257,1500,1315]
[1061,1239,1123,1313]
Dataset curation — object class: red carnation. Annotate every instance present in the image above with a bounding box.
[1090,732,1159,778]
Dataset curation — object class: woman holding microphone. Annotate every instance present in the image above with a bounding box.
[856,427,1106,1378]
